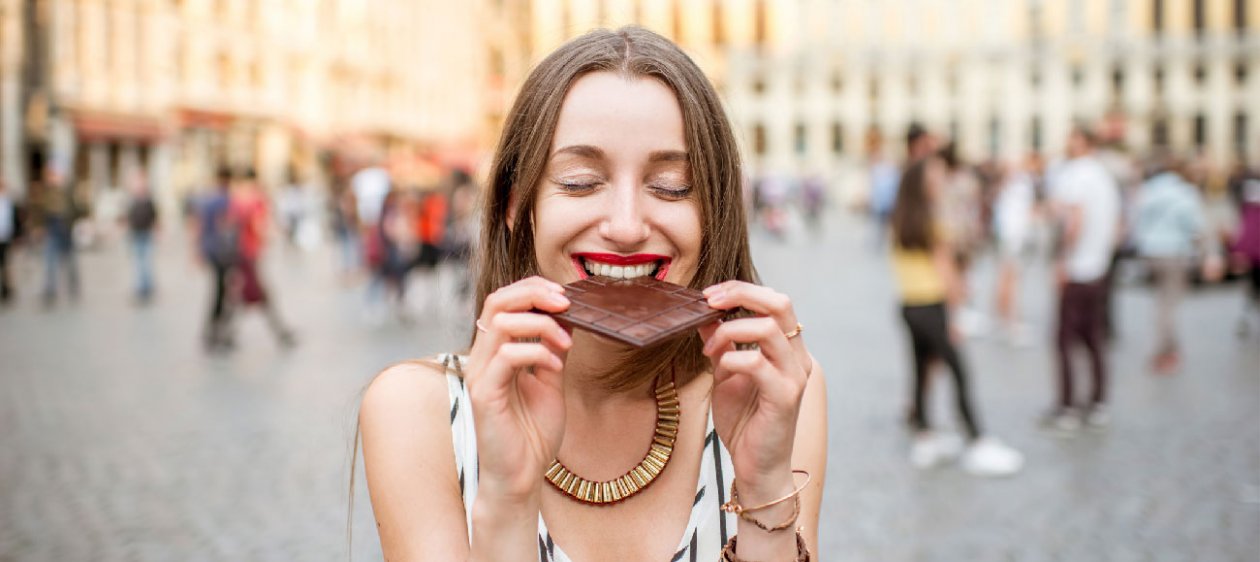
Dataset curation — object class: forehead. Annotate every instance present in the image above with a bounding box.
[551,72,686,156]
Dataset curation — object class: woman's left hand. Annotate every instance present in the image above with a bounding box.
[699,281,811,494]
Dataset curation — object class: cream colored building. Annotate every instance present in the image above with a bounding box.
[4,0,489,211]
[508,0,1259,185]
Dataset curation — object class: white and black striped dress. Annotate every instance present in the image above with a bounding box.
[439,354,738,561]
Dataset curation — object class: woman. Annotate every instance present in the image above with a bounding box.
[889,156,1023,477]
[359,28,827,561]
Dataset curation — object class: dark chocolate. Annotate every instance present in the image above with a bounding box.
[552,276,725,347]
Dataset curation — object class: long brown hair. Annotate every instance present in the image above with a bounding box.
[890,157,937,251]
[474,26,757,390]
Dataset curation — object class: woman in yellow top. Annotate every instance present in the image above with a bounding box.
[890,156,1024,477]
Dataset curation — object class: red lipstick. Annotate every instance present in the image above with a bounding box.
[573,253,669,265]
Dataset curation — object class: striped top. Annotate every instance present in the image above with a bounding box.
[439,354,738,561]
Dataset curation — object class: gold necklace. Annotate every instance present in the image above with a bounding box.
[544,374,678,505]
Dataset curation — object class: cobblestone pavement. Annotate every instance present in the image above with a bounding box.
[1,215,1256,561]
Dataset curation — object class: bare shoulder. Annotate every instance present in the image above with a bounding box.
[360,358,452,422]
[360,358,470,558]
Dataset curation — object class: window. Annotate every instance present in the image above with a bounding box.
[753,74,766,95]
[1235,112,1248,159]
[1236,0,1248,35]
[1111,66,1125,96]
[713,0,724,45]
[754,0,767,48]
[1194,64,1207,84]
[1193,0,1206,36]
[673,0,683,42]
[794,123,807,155]
[1154,67,1165,95]
[1071,65,1084,88]
[1193,114,1207,148]
[831,122,844,155]
[831,71,843,94]
[988,116,1001,158]
[1152,118,1169,147]
[1236,62,1248,85]
[1152,0,1164,34]
[1031,116,1043,151]
[753,124,768,156]
[1030,69,1042,89]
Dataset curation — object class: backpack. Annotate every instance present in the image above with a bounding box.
[202,195,240,266]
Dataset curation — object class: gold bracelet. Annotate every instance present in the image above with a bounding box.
[720,469,811,533]
[720,531,811,562]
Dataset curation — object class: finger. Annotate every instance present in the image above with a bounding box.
[716,350,804,403]
[484,312,573,352]
[702,316,792,367]
[703,282,795,324]
[705,281,808,360]
[476,342,564,393]
[481,277,569,318]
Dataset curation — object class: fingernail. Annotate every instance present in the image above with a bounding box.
[707,291,725,304]
[557,328,572,346]
[550,293,569,305]
[702,285,720,296]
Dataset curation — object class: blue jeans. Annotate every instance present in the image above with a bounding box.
[131,230,155,297]
[42,221,79,300]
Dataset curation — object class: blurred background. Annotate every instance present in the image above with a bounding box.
[0,1,1258,561]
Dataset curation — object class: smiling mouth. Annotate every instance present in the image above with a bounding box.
[573,255,671,280]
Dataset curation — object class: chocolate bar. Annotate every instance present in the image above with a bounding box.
[552,276,726,348]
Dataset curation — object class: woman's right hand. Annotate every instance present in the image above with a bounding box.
[465,276,572,506]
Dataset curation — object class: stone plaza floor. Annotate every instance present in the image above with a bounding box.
[1,214,1257,561]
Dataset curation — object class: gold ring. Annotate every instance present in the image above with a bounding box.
[783,323,803,340]
[475,319,490,334]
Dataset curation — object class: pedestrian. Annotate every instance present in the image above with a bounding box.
[124,173,159,303]
[1131,155,1219,373]
[0,180,21,304]
[991,160,1038,346]
[229,169,296,347]
[937,142,988,337]
[277,169,308,249]
[1044,127,1121,431]
[331,181,361,278]
[375,188,417,322]
[36,165,82,307]
[1230,168,1260,338]
[357,27,826,561]
[195,167,238,351]
[889,155,1024,476]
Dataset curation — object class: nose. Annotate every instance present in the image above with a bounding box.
[597,181,650,248]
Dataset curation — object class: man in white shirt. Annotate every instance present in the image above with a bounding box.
[1045,127,1121,431]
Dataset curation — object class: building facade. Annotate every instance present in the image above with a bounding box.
[506,0,1259,185]
[3,0,490,213]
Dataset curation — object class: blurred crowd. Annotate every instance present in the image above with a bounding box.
[0,156,480,353]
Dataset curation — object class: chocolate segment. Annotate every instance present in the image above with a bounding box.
[551,276,726,347]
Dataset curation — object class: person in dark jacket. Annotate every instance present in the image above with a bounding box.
[125,173,159,303]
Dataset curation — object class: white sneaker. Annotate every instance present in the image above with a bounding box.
[910,432,963,469]
[1083,403,1109,429]
[962,437,1025,477]
[1040,407,1082,434]
[957,308,990,338]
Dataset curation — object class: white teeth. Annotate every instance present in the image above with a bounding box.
[582,259,660,279]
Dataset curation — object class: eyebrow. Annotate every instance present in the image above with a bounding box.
[551,145,688,163]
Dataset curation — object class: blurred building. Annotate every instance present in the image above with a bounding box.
[2,0,489,213]
[506,0,1258,185]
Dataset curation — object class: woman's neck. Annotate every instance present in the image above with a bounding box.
[561,331,658,414]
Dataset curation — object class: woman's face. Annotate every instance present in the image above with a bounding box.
[530,71,702,286]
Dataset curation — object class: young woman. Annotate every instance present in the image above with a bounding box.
[889,156,1023,477]
[358,28,827,561]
